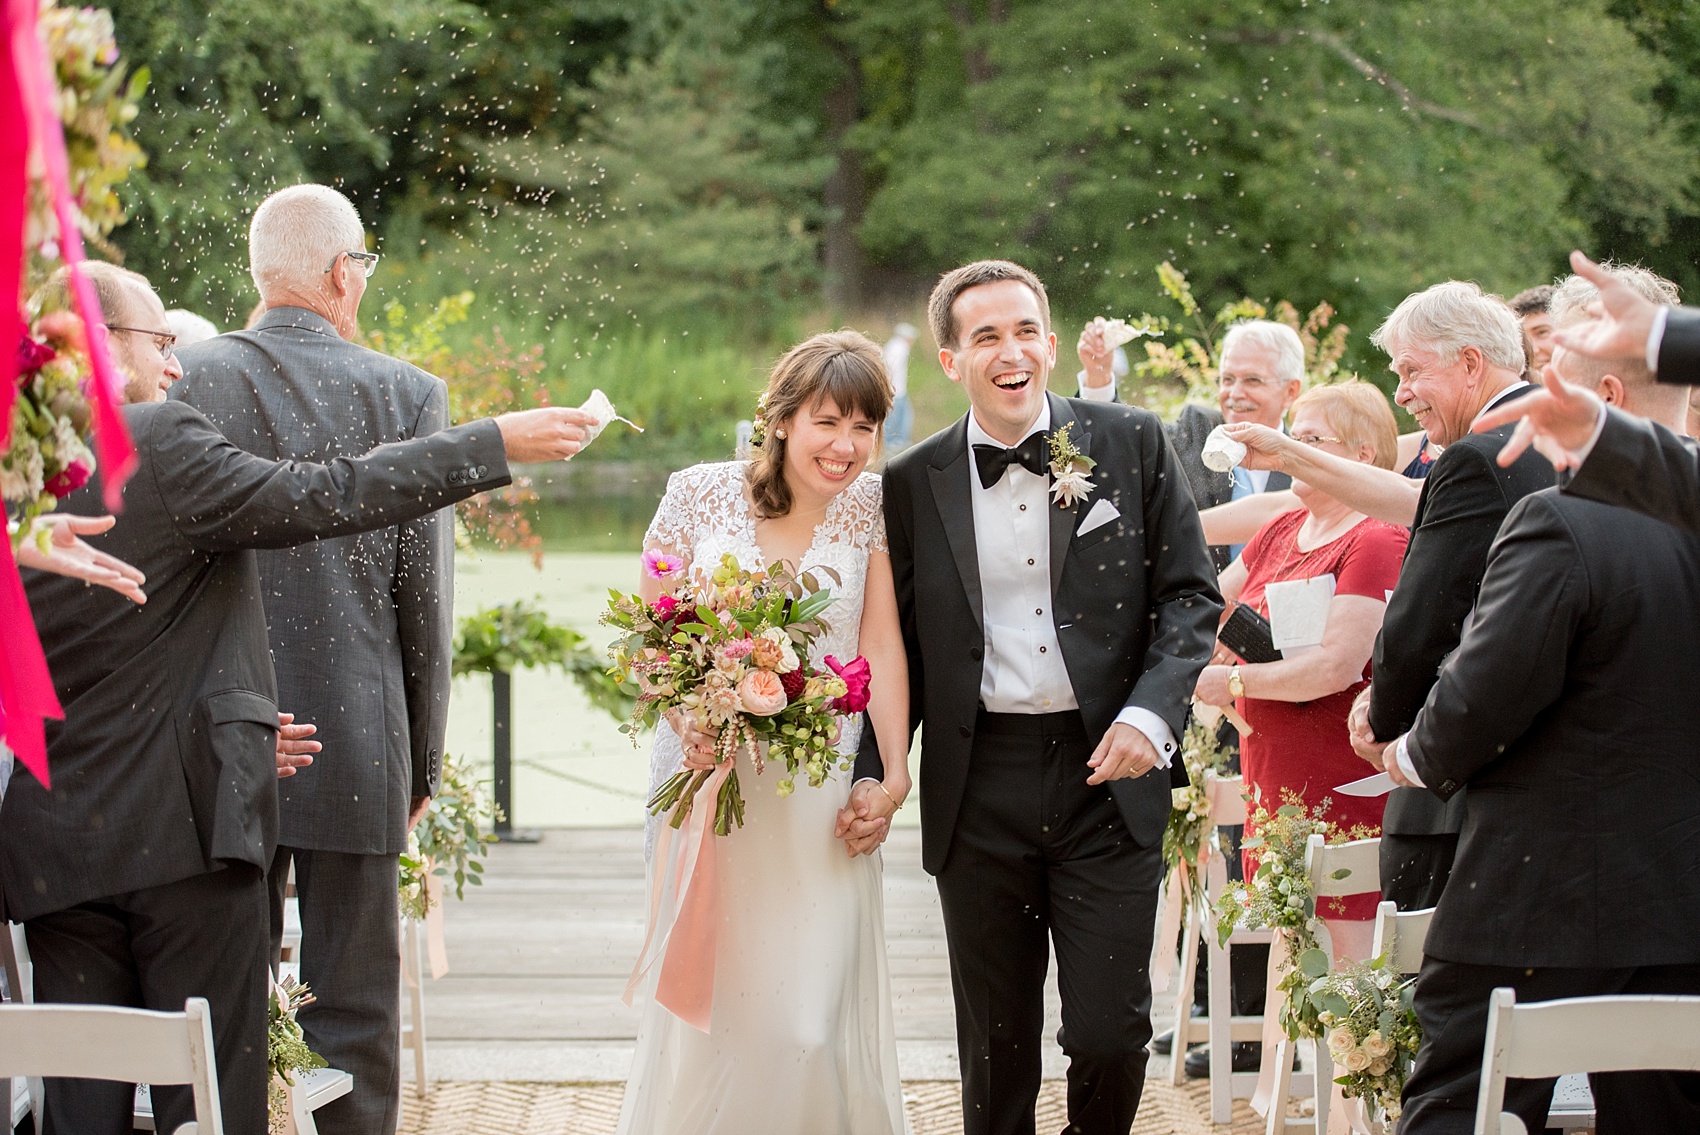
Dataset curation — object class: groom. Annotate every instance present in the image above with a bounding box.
[847,260,1221,1134]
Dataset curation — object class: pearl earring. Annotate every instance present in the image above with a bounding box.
[775,428,787,440]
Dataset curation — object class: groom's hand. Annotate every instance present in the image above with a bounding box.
[1085,722,1160,785]
[834,780,894,856]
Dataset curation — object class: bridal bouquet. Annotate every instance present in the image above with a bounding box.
[603,552,872,836]
[1311,955,1421,1124]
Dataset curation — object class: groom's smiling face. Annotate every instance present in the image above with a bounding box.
[939,279,1057,446]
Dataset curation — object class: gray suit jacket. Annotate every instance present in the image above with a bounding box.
[2,401,509,921]
[174,308,452,855]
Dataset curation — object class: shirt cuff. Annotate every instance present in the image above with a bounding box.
[1077,370,1117,402]
[1574,403,1610,467]
[1394,733,1426,789]
[1115,707,1177,768]
[1647,305,1670,374]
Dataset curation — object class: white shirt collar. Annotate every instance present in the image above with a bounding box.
[966,398,1052,451]
[1473,381,1531,426]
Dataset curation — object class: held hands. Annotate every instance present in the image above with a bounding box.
[1347,686,1383,766]
[275,712,319,778]
[1220,422,1296,472]
[1086,722,1160,785]
[16,515,147,604]
[1076,319,1115,391]
[493,407,597,464]
[834,779,900,857]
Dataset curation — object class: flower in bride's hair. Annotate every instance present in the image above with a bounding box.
[823,654,872,714]
[737,670,789,717]
[642,548,684,579]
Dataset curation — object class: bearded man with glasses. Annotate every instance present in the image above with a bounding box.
[171,183,434,1135]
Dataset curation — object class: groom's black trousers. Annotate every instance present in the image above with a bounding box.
[936,710,1164,1135]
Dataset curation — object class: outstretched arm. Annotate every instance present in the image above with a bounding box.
[1199,490,1297,546]
[1223,422,1423,527]
[14,514,147,603]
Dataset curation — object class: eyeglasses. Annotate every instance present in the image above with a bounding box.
[1292,433,1344,447]
[324,250,380,278]
[1218,372,1278,391]
[104,325,177,360]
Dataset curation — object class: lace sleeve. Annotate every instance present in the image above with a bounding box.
[644,466,705,566]
[848,472,887,554]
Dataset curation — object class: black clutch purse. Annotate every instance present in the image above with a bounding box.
[1218,603,1282,665]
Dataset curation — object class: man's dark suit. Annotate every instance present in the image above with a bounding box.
[174,307,453,1132]
[1565,407,1700,534]
[1368,385,1554,909]
[858,392,1221,1134]
[4,400,508,1135]
[1395,488,1700,1134]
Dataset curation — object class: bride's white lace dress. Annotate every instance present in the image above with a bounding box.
[616,460,908,1135]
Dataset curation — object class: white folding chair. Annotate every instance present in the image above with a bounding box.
[1261,834,1382,1135]
[399,918,429,1098]
[0,925,41,1133]
[1369,900,1433,977]
[1166,774,1287,1124]
[0,998,221,1135]
[1476,989,1700,1135]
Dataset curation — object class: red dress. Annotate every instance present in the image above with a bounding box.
[1233,509,1409,919]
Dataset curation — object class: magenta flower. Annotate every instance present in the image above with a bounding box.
[642,549,684,579]
[44,459,92,498]
[824,654,872,714]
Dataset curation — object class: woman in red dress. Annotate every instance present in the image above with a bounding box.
[1194,381,1409,942]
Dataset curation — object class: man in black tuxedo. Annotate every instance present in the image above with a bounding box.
[845,260,1221,1134]
[1344,281,1554,911]
[1375,315,1700,1134]
[5,265,594,1135]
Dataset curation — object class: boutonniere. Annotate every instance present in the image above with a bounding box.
[1048,423,1095,508]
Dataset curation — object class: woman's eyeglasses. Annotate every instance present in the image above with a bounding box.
[1292,434,1343,447]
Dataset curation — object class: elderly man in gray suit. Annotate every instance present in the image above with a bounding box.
[172,184,452,1133]
[10,261,592,1135]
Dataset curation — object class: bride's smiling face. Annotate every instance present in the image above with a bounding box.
[780,396,878,503]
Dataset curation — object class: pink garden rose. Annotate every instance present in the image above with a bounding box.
[651,594,681,623]
[824,654,871,714]
[736,669,789,716]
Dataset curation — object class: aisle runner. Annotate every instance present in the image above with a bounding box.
[398,1076,1272,1135]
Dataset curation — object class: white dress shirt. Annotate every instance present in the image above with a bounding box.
[966,404,1177,766]
[1391,379,1533,787]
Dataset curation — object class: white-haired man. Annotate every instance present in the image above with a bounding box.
[1345,281,1555,912]
[1081,318,1302,567]
[172,183,445,1134]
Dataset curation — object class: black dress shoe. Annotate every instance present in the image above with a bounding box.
[1184,1041,1262,1078]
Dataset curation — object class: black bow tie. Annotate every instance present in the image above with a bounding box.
[973,432,1049,489]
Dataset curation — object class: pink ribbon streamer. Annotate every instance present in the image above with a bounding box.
[623,764,728,1034]
[424,871,450,979]
[7,0,135,509]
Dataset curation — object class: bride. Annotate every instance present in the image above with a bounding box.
[616,330,914,1135]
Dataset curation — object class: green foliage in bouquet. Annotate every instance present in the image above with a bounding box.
[453,600,635,722]
[398,751,500,921]
[1122,263,1350,417]
[1314,956,1422,1123]
[1161,718,1233,921]
[1215,792,1376,1041]
[267,976,327,1134]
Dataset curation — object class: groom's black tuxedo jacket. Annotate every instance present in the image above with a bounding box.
[856,392,1222,875]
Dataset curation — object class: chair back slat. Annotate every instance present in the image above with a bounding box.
[1306,833,1381,898]
[0,1003,199,1083]
[1370,900,1434,975]
[1205,774,1247,827]
[1500,995,1700,1078]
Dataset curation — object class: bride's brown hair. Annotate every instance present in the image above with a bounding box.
[747,330,893,520]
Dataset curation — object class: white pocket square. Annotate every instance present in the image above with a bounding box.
[1078,497,1120,536]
